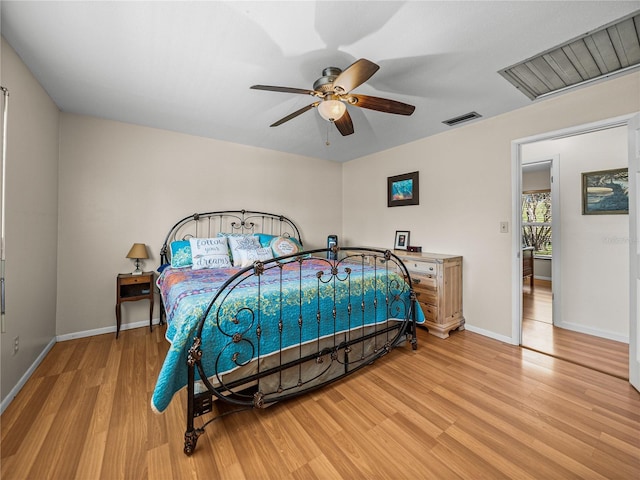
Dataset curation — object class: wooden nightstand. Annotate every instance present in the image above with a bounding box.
[115,271,154,338]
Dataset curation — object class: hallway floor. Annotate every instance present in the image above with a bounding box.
[521,279,629,380]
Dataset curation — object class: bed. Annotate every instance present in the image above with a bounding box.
[151,210,423,455]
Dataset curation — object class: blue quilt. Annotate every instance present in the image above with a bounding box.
[151,257,422,413]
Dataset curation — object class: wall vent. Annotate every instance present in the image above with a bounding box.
[442,111,483,126]
[499,11,640,100]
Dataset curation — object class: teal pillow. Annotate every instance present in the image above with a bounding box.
[170,240,192,268]
[254,233,277,248]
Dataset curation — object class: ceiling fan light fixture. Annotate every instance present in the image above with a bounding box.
[317,97,346,122]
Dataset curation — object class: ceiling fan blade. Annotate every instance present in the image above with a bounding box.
[333,110,354,136]
[333,58,380,93]
[270,102,320,127]
[251,85,317,96]
[347,94,415,116]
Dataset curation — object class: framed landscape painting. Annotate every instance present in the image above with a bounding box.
[581,168,628,215]
[388,171,419,207]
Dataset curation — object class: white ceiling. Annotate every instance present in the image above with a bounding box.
[2,1,639,162]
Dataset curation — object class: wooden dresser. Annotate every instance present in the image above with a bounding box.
[394,251,464,339]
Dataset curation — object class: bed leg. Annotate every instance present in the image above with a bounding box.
[184,366,203,455]
[184,429,201,456]
[184,338,203,456]
[410,291,418,350]
[410,318,418,350]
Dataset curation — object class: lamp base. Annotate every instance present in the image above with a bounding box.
[131,258,143,275]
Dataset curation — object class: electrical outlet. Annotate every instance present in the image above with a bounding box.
[13,336,19,355]
[500,221,509,233]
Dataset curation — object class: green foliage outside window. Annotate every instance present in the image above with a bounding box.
[522,190,552,256]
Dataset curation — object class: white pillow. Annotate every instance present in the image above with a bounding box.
[234,247,274,268]
[189,237,232,270]
[226,234,263,267]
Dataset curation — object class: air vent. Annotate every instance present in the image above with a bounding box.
[442,111,483,126]
[499,11,640,100]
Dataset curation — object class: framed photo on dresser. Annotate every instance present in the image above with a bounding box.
[394,230,410,250]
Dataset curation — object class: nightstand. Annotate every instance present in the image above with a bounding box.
[115,271,154,338]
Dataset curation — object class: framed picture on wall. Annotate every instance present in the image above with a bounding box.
[394,230,410,250]
[388,171,419,207]
[581,168,628,215]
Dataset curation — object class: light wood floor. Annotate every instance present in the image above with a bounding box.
[522,279,629,379]
[2,325,639,479]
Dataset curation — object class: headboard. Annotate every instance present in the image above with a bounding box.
[159,209,303,266]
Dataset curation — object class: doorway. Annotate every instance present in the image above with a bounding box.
[520,160,555,352]
[513,119,632,380]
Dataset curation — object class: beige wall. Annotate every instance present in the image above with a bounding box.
[342,72,640,341]
[523,126,629,340]
[1,39,59,405]
[56,114,343,336]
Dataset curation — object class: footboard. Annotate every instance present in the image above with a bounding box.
[183,247,419,455]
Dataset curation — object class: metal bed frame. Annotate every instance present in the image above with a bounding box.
[156,210,419,455]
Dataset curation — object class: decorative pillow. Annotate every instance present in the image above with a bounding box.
[234,247,274,268]
[254,233,277,248]
[170,240,192,268]
[270,236,301,258]
[288,236,304,251]
[226,234,263,266]
[189,237,232,270]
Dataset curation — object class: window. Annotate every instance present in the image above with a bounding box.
[522,189,552,256]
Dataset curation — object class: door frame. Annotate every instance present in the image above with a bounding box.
[511,113,636,348]
[628,113,639,391]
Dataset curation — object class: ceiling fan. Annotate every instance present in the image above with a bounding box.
[250,58,415,136]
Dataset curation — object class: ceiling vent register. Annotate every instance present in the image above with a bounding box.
[499,11,640,100]
[442,111,483,127]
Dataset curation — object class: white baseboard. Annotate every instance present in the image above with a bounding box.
[56,317,162,342]
[0,337,56,415]
[464,323,517,345]
[554,320,628,344]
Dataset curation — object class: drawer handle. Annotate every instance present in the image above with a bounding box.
[413,278,421,284]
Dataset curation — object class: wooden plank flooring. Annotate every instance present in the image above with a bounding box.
[2,325,639,479]
[522,279,629,379]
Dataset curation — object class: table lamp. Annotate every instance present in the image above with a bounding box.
[126,243,149,275]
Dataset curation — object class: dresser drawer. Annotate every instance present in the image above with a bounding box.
[411,274,436,289]
[419,302,438,322]
[415,288,437,305]
[406,261,437,276]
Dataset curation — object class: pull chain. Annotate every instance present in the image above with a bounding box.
[325,122,331,146]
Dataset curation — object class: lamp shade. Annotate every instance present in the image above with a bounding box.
[317,97,346,122]
[126,243,149,259]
